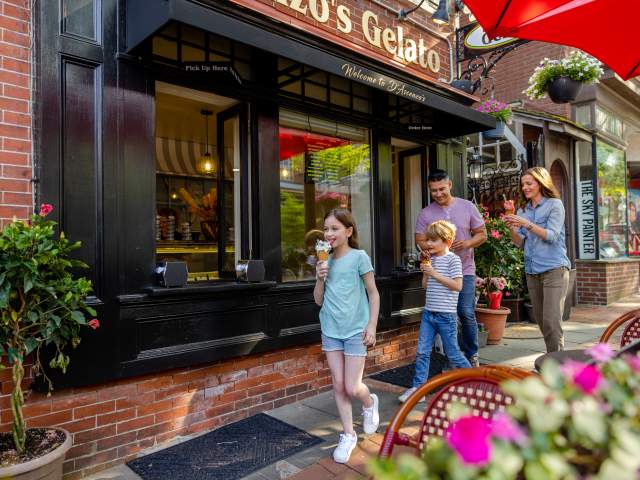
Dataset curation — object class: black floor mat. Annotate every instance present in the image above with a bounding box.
[368,353,447,388]
[127,413,322,480]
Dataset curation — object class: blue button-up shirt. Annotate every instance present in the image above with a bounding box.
[518,197,571,274]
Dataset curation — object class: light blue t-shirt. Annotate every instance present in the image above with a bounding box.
[319,249,374,339]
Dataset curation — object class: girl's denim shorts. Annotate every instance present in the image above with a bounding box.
[321,332,367,357]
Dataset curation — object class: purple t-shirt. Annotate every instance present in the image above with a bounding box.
[415,198,484,276]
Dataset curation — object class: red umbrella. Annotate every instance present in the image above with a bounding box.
[462,0,640,80]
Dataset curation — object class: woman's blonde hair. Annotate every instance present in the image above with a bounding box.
[425,220,456,244]
[324,208,360,249]
[520,167,560,201]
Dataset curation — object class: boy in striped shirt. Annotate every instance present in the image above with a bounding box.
[398,220,471,403]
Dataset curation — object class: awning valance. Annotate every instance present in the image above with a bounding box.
[126,0,495,137]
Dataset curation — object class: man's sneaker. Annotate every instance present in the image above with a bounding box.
[398,387,425,403]
[469,355,480,368]
[362,393,379,434]
[333,432,358,463]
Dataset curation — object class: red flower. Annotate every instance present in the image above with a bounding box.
[39,203,54,217]
[561,360,604,394]
[490,230,502,240]
[88,319,100,330]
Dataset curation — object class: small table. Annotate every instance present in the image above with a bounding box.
[534,349,592,372]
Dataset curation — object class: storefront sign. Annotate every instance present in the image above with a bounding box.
[272,0,442,76]
[577,179,596,259]
[182,62,242,84]
[457,22,527,62]
[341,63,427,102]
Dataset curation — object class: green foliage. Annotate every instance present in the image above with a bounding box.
[475,205,525,298]
[369,353,640,479]
[0,205,97,452]
[526,51,603,100]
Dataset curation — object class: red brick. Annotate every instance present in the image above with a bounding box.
[51,392,98,411]
[2,138,30,153]
[115,391,155,410]
[137,398,173,417]
[67,441,97,459]
[97,431,136,451]
[2,3,30,21]
[116,415,155,434]
[59,416,97,434]
[74,447,118,470]
[74,424,116,444]
[74,400,115,419]
[3,83,29,100]
[22,400,52,418]
[97,407,136,426]
[26,410,73,428]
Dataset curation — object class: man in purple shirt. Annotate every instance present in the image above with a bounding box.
[415,169,487,367]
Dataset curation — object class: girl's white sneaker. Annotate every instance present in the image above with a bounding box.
[333,432,358,463]
[362,393,379,434]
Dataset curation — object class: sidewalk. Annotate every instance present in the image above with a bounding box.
[85,295,639,480]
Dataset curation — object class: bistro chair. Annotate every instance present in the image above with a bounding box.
[598,308,640,348]
[378,365,533,459]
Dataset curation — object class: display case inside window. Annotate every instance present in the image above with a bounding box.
[279,110,372,282]
[154,81,242,281]
[597,141,627,258]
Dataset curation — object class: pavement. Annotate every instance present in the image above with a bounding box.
[84,294,640,480]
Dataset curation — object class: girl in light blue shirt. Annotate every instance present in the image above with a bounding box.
[314,208,380,464]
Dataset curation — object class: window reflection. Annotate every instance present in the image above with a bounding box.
[279,111,371,282]
[597,141,627,258]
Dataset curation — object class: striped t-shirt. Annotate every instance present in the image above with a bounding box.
[425,252,463,313]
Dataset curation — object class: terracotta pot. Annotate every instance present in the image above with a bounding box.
[547,76,583,103]
[0,428,71,480]
[475,305,511,345]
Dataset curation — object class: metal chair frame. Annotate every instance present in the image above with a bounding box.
[378,365,533,458]
[598,309,640,347]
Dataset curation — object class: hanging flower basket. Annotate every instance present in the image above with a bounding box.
[482,120,505,139]
[547,76,584,103]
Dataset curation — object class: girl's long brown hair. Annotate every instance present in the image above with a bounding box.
[520,167,560,202]
[324,208,360,249]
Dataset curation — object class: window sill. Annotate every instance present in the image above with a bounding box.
[145,281,277,297]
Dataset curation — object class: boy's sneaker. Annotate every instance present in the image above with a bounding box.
[469,355,480,367]
[333,432,358,463]
[362,393,379,434]
[398,387,425,403]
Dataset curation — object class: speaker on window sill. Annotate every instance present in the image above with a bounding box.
[155,261,189,288]
[235,259,265,282]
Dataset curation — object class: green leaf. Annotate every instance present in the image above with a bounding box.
[70,310,86,324]
[23,276,33,293]
[24,337,39,355]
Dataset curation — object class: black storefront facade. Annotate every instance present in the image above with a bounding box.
[32,3,493,472]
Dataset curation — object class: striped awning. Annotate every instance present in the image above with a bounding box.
[155,137,214,176]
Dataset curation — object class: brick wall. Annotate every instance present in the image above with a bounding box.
[0,0,32,227]
[577,261,640,305]
[0,323,419,478]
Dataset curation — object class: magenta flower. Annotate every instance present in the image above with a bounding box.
[490,230,502,239]
[586,343,615,363]
[39,203,54,216]
[561,360,604,394]
[491,412,527,446]
[445,416,492,466]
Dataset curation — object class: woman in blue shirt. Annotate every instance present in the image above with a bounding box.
[504,167,571,353]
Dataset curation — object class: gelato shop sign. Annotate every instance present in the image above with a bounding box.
[274,0,441,74]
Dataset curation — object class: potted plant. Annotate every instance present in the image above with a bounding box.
[525,50,604,103]
[474,205,524,344]
[369,345,640,479]
[0,204,99,479]
[476,99,513,139]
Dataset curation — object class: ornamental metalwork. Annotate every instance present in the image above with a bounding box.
[468,153,525,209]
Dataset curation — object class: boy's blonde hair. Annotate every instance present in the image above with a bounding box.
[425,220,456,244]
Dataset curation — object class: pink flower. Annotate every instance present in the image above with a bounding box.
[505,291,511,297]
[39,203,53,216]
[88,319,100,330]
[490,230,502,239]
[625,354,640,373]
[475,278,486,288]
[445,416,492,466]
[491,412,527,446]
[586,343,615,363]
[483,211,490,219]
[561,360,604,394]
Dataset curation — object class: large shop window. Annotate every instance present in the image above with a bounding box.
[279,110,372,282]
[627,136,640,257]
[154,82,242,281]
[597,141,627,259]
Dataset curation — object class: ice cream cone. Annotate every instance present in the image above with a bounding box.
[504,199,515,215]
[317,250,329,262]
[315,239,331,262]
[421,254,431,267]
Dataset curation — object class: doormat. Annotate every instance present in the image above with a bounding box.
[368,353,446,388]
[127,413,322,480]
[502,323,544,340]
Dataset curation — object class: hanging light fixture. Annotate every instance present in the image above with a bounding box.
[196,109,217,176]
[432,0,449,24]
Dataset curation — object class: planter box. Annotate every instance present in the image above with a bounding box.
[478,329,489,349]
[502,298,525,323]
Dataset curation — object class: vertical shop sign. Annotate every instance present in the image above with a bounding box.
[577,179,596,259]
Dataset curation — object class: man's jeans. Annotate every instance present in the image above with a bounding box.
[458,275,478,360]
[412,310,471,388]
